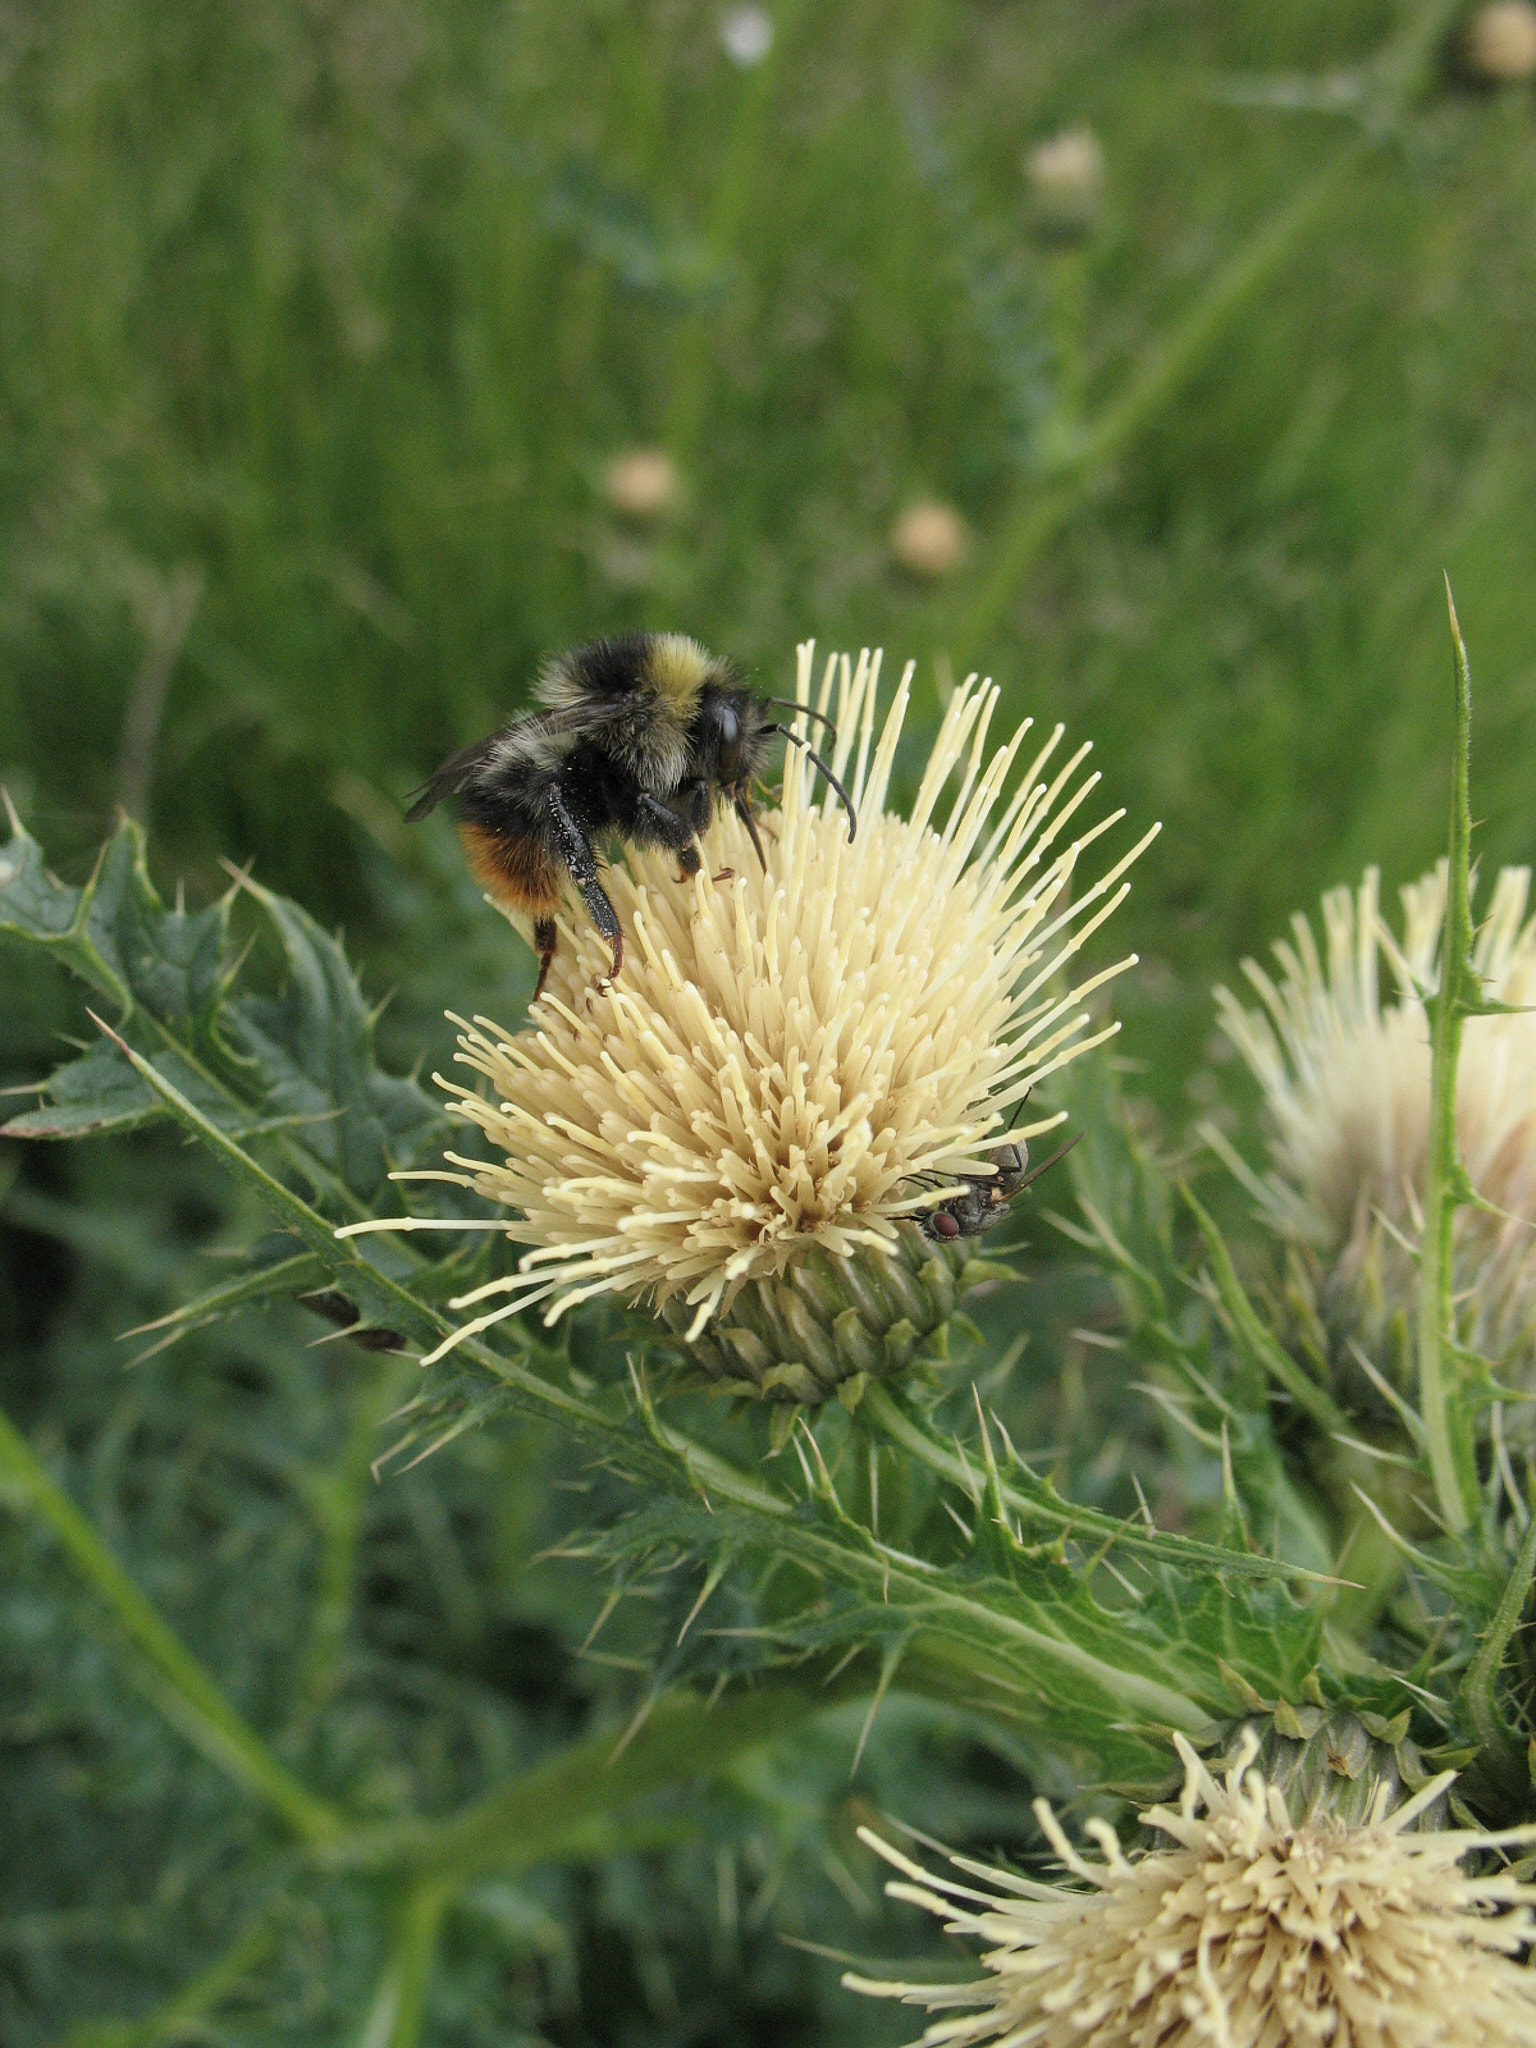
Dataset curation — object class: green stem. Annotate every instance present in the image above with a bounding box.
[358,1882,448,2048]
[298,1355,416,1711]
[1458,1504,1536,1791]
[0,1400,342,1846]
[736,1492,1212,1738]
[1417,588,1477,1534]
[951,138,1367,666]
[663,0,808,470]
[325,1682,831,1882]
[859,1379,1323,1581]
[1183,1186,1348,1436]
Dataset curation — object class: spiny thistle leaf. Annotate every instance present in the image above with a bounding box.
[577,1474,1327,1793]
[0,811,449,1213]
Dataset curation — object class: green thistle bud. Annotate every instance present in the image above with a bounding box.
[660,1223,1006,1436]
[1204,1702,1443,1831]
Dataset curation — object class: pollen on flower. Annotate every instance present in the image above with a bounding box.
[846,1731,1536,2048]
[343,645,1155,1362]
[1214,863,1536,1377]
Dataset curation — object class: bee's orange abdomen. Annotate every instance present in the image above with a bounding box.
[459,823,562,913]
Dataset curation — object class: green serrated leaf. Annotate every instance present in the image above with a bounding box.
[1,1037,160,1138]
[0,806,227,1023]
[120,1250,328,1361]
[1,812,448,1210]
[222,873,445,1200]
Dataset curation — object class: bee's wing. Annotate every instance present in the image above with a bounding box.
[403,731,503,822]
[404,708,588,821]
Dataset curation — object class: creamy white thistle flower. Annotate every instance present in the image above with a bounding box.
[347,646,1154,1357]
[1215,863,1536,1370]
[848,1731,1536,2048]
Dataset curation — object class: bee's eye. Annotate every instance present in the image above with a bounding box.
[716,705,740,749]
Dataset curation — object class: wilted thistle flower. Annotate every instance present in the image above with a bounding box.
[847,1728,1536,2048]
[1215,863,1536,1385]
[1463,1,1536,81]
[360,645,1153,1411]
[601,447,679,521]
[1023,126,1105,241]
[891,501,971,580]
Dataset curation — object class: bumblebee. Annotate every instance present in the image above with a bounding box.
[406,634,854,997]
[916,1130,1082,1241]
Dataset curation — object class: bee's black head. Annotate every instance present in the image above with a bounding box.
[692,686,776,794]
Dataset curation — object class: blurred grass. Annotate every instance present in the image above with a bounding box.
[4,0,1535,1052]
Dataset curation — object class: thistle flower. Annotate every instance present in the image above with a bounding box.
[349,646,1154,1404]
[601,447,679,521]
[847,1729,1536,2048]
[1215,864,1536,1382]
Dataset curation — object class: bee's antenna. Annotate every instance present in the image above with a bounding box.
[1013,1132,1083,1192]
[767,727,858,841]
[762,699,837,738]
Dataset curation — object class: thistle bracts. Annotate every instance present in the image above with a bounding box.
[661,1222,1004,1428]
[1203,1703,1442,1831]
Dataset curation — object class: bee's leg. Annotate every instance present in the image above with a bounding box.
[579,883,623,982]
[548,787,624,981]
[734,792,768,871]
[532,917,557,1002]
[633,792,703,883]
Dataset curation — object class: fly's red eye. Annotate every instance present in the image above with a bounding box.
[933,1212,960,1238]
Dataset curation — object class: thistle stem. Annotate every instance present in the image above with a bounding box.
[1416,587,1477,1536]
[359,1881,449,2048]
[325,1684,831,1882]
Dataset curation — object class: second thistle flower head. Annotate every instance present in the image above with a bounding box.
[381,645,1154,1394]
[847,1729,1536,2048]
[1216,863,1536,1385]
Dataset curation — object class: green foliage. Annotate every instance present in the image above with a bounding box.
[8,3,1536,2039]
[3,809,1322,1765]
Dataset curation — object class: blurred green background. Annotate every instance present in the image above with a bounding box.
[4,0,1536,2041]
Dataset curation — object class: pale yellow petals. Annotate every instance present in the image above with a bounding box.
[848,1735,1536,2048]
